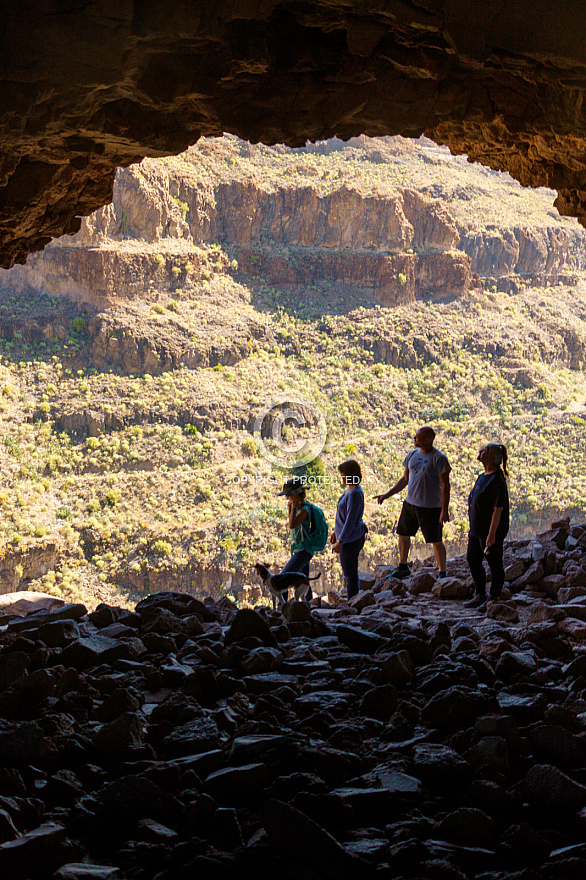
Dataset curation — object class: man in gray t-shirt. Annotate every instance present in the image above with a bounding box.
[376,425,451,579]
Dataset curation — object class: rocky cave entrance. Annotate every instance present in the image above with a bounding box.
[4,1,586,268]
[2,5,586,879]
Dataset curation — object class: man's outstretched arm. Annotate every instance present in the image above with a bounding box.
[376,468,409,504]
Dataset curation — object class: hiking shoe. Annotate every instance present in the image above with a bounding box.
[437,572,448,580]
[386,566,411,580]
[464,595,486,608]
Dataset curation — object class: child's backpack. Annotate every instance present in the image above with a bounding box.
[302,502,328,553]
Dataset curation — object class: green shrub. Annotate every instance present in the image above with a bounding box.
[103,489,119,508]
[152,539,172,557]
[71,317,87,333]
[173,198,189,220]
[242,436,259,456]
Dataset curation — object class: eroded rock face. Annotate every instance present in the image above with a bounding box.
[4,2,586,267]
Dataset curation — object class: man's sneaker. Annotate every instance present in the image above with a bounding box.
[386,566,411,580]
[464,595,486,608]
[437,572,448,579]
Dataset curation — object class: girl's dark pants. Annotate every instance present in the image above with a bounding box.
[280,549,313,601]
[467,535,505,599]
[341,532,366,600]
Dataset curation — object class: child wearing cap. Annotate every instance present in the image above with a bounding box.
[277,477,314,602]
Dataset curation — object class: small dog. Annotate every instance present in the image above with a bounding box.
[254,563,321,609]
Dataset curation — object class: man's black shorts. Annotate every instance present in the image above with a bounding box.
[397,501,442,543]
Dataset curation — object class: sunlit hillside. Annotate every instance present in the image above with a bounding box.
[0,136,585,607]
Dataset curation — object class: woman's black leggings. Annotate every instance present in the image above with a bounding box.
[467,535,505,599]
[340,532,366,600]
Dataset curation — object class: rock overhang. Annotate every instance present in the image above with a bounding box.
[3,1,586,268]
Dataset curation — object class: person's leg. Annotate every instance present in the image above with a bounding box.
[466,535,486,599]
[280,550,307,602]
[486,540,505,599]
[398,534,411,565]
[341,534,365,601]
[280,550,313,601]
[391,502,416,579]
[432,541,447,572]
[419,508,446,575]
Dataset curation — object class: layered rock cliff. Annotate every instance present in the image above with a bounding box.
[2,135,585,326]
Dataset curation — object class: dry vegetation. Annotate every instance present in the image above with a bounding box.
[162,134,581,231]
[1,137,586,608]
[1,274,586,606]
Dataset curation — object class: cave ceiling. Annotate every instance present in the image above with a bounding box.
[3,1,586,268]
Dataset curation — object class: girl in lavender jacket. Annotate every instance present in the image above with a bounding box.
[331,459,368,600]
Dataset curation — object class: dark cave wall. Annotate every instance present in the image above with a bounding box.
[3,1,586,266]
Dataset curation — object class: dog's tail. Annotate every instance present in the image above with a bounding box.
[308,572,321,581]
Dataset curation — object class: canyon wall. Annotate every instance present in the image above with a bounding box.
[2,140,585,323]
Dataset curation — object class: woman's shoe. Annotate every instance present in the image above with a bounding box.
[464,595,486,608]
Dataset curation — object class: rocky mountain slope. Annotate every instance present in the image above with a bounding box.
[3,136,586,313]
[0,138,584,607]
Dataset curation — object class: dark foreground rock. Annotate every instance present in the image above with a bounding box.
[3,522,586,878]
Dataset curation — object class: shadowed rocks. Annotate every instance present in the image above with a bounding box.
[5,3,586,266]
[2,522,586,876]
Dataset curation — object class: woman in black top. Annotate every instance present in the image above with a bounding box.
[464,443,510,611]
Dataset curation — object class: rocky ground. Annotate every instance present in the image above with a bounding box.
[3,520,586,878]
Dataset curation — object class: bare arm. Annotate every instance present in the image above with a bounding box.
[288,503,308,529]
[376,468,409,504]
[486,507,503,546]
[439,472,451,525]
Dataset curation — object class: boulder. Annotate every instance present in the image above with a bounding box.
[0,822,68,879]
[437,807,495,848]
[540,574,565,598]
[348,589,376,611]
[381,650,415,686]
[359,685,398,720]
[412,743,471,787]
[224,609,277,647]
[408,571,436,595]
[261,798,371,877]
[529,724,586,769]
[358,572,377,590]
[485,602,520,623]
[431,577,467,599]
[559,618,586,639]
[336,625,385,654]
[495,651,538,679]
[512,561,544,589]
[421,686,498,730]
[524,764,586,811]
